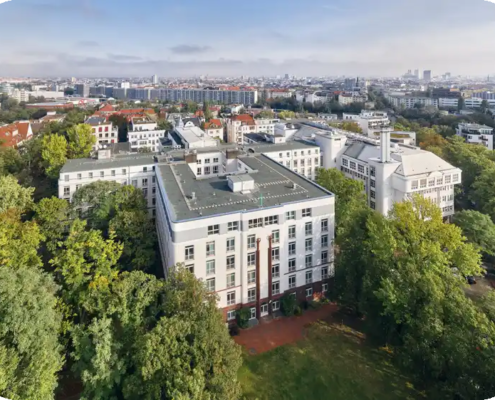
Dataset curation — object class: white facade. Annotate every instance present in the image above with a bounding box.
[456,123,494,150]
[438,98,459,108]
[385,93,438,109]
[338,93,367,105]
[343,111,391,137]
[227,116,277,144]
[128,118,165,152]
[85,117,119,148]
[154,153,335,320]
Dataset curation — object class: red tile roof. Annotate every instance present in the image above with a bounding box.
[204,119,223,130]
[0,122,32,148]
[232,114,255,125]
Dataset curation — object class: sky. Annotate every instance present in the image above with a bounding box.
[0,0,494,77]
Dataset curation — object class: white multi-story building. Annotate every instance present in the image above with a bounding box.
[227,115,277,144]
[343,111,391,137]
[385,93,438,109]
[338,93,367,105]
[155,150,335,322]
[85,116,119,148]
[58,146,157,213]
[307,127,461,218]
[203,119,224,140]
[438,98,459,109]
[456,123,494,150]
[128,117,165,152]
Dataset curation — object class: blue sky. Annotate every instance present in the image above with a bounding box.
[1,0,494,77]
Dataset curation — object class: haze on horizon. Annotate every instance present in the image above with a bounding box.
[1,0,494,78]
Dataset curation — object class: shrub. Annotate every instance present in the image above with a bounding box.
[236,307,251,329]
[294,306,303,316]
[281,293,297,316]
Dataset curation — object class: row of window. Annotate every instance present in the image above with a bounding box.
[342,158,367,174]
[197,165,220,176]
[197,157,220,164]
[278,149,319,158]
[64,167,154,181]
[411,174,459,190]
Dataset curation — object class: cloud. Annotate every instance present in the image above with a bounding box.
[0,0,12,4]
[169,45,212,54]
[485,0,495,3]
[77,40,99,48]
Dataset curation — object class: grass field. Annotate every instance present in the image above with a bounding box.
[238,321,425,400]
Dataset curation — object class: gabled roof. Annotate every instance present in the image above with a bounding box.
[393,150,457,176]
[0,121,32,148]
[232,114,255,125]
[183,117,201,127]
[204,119,223,129]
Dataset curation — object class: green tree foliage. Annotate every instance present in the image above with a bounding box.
[0,209,43,270]
[183,101,198,113]
[42,134,68,179]
[278,110,296,120]
[72,268,242,400]
[335,195,495,398]
[67,123,97,159]
[256,110,275,119]
[203,100,213,121]
[0,175,34,213]
[0,267,63,400]
[453,210,495,255]
[34,197,73,251]
[157,119,173,131]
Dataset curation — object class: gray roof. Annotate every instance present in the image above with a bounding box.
[85,116,107,125]
[182,117,201,127]
[60,153,156,174]
[158,154,332,221]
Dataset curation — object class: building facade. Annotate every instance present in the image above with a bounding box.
[128,117,166,152]
[456,123,494,150]
[85,116,119,148]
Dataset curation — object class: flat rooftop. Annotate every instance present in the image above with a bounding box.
[60,153,156,174]
[158,154,332,221]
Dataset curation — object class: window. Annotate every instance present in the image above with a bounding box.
[288,242,296,256]
[213,166,219,174]
[152,186,156,194]
[143,167,148,172]
[89,172,93,179]
[279,152,283,158]
[205,158,211,164]
[197,168,202,175]
[226,255,235,270]
[272,281,280,295]
[272,230,280,244]
[248,270,256,284]
[305,255,313,268]
[248,288,256,302]
[301,151,305,156]
[411,180,418,190]
[321,235,329,248]
[226,238,235,252]
[250,307,256,319]
[63,187,70,196]
[342,158,349,167]
[302,208,312,217]
[206,260,215,275]
[109,170,115,177]
[204,166,211,174]
[322,267,329,279]
[227,310,236,320]
[247,253,256,266]
[288,225,296,239]
[185,246,194,260]
[305,238,313,252]
[249,218,263,228]
[271,248,280,261]
[370,179,375,188]
[227,292,236,306]
[350,161,356,170]
[213,157,219,163]
[294,160,298,168]
[288,258,296,273]
[247,235,256,249]
[358,164,364,173]
[132,179,138,188]
[227,273,235,288]
[420,179,427,189]
[272,300,280,311]
[100,171,105,177]
[370,190,376,199]
[206,241,215,257]
[445,175,451,184]
[306,287,313,297]
[77,173,82,180]
[370,201,376,210]
[264,215,279,226]
[286,211,296,220]
[453,174,459,183]
[289,275,296,289]
[206,278,215,292]
[306,270,313,284]
[197,159,202,165]
[370,166,375,177]
[272,264,280,278]
[436,177,443,185]
[321,250,328,264]
[208,225,219,235]
[186,264,194,273]
[322,283,328,293]
[228,221,239,231]
[428,178,435,187]
[122,169,126,175]
[305,222,312,236]
[321,219,328,232]
[300,159,305,167]
[315,157,319,165]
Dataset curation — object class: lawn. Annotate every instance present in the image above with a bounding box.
[238,321,425,400]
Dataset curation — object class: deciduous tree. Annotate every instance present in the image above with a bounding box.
[42,134,68,179]
[67,123,96,159]
[453,210,495,255]
[0,175,34,213]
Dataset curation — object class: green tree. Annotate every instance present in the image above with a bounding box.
[0,175,34,213]
[203,100,213,121]
[278,110,296,120]
[157,119,173,131]
[453,210,495,255]
[67,123,96,159]
[0,267,63,400]
[256,110,275,119]
[470,167,495,220]
[42,134,68,179]
[34,197,73,252]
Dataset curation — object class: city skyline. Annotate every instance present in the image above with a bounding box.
[1,0,495,77]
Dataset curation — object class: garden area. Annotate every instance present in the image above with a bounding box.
[238,320,426,400]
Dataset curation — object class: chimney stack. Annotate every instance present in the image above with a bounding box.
[380,129,391,163]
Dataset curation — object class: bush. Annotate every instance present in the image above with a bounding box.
[281,293,297,316]
[294,306,303,316]
[236,307,251,329]
[229,325,240,336]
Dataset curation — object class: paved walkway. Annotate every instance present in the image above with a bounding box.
[234,303,339,354]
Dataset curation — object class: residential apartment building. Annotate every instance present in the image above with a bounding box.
[343,111,391,137]
[307,127,461,218]
[147,88,258,105]
[338,93,367,105]
[0,121,33,148]
[85,116,119,148]
[154,150,335,322]
[75,83,90,97]
[128,117,166,152]
[385,93,438,109]
[203,119,224,140]
[226,115,277,144]
[456,123,494,150]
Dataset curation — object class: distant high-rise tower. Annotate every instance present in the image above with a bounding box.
[414,69,419,79]
[152,74,159,84]
[423,70,432,83]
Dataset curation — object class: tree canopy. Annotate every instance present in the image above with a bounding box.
[67,123,96,159]
[42,134,68,179]
[0,175,34,214]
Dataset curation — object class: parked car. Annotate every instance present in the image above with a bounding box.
[467,276,476,285]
